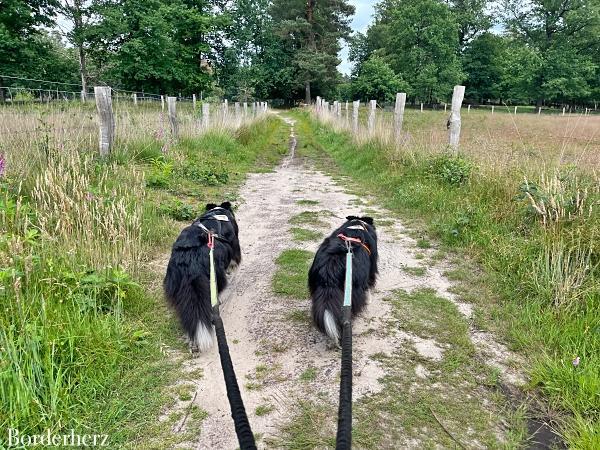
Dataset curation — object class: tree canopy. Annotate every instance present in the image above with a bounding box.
[0,0,599,105]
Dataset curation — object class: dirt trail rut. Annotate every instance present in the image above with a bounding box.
[161,115,524,449]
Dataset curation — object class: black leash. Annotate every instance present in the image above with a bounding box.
[335,237,355,449]
[206,230,257,450]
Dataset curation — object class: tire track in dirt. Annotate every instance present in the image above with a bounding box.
[157,115,525,449]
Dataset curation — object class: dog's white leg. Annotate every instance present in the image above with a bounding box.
[226,260,239,276]
[194,322,214,352]
[323,310,340,343]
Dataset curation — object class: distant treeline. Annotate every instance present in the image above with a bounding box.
[1,1,599,106]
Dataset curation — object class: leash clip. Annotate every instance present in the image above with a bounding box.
[207,232,215,249]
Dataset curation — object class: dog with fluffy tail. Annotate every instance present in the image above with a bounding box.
[163,202,241,353]
[309,216,378,344]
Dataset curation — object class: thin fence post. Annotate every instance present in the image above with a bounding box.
[161,95,165,111]
[133,93,138,106]
[468,104,471,113]
[316,96,321,115]
[193,94,197,110]
[345,101,349,123]
[394,93,406,142]
[352,101,359,133]
[202,102,210,128]
[81,90,86,102]
[94,86,115,157]
[538,106,542,115]
[368,100,376,133]
[167,96,178,140]
[235,102,240,118]
[420,102,423,113]
[448,85,465,152]
[444,102,447,112]
[243,102,248,116]
[333,101,339,120]
[514,106,518,115]
[562,107,566,116]
[252,102,256,116]
[491,105,494,115]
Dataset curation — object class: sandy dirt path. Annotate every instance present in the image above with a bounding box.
[158,115,524,449]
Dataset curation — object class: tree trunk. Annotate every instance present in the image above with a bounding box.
[78,44,88,97]
[305,0,315,105]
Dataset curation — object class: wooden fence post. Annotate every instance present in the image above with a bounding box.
[514,106,517,114]
[395,93,406,142]
[333,101,338,119]
[444,102,447,112]
[352,100,359,133]
[235,102,240,118]
[562,107,566,116]
[161,95,165,111]
[448,85,465,151]
[193,94,197,110]
[167,96,178,139]
[243,102,248,116]
[81,90,86,102]
[420,102,423,113]
[538,106,542,115]
[345,101,349,122]
[467,104,471,113]
[202,102,210,128]
[94,86,115,157]
[368,100,376,132]
[491,105,494,115]
[133,93,138,106]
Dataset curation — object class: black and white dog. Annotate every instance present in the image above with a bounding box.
[163,202,241,352]
[309,216,378,344]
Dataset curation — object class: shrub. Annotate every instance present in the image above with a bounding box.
[179,161,229,185]
[427,153,473,186]
[159,200,199,221]
[146,158,173,188]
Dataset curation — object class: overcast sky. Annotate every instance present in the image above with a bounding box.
[338,0,376,76]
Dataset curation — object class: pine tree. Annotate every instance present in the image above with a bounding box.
[270,0,354,103]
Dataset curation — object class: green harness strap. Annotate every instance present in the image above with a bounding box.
[343,248,353,308]
[209,235,218,308]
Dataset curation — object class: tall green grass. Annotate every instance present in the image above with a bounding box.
[291,110,599,447]
[0,113,287,447]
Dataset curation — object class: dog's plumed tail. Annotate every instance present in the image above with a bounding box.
[164,266,215,352]
[311,286,343,343]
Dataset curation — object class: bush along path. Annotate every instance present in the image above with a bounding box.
[156,113,537,449]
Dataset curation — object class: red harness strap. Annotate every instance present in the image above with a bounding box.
[337,233,371,255]
[207,232,215,249]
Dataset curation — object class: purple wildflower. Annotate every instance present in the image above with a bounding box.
[572,356,580,367]
[0,153,5,178]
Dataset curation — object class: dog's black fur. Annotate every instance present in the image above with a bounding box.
[308,216,378,344]
[163,202,241,352]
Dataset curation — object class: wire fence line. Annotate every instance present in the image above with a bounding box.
[0,85,270,157]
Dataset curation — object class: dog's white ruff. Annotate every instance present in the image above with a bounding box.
[324,309,339,342]
[194,322,214,352]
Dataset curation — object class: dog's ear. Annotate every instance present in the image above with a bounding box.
[360,217,374,225]
[205,203,218,211]
[346,215,360,222]
[220,201,232,211]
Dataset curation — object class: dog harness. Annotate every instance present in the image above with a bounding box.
[337,233,371,256]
